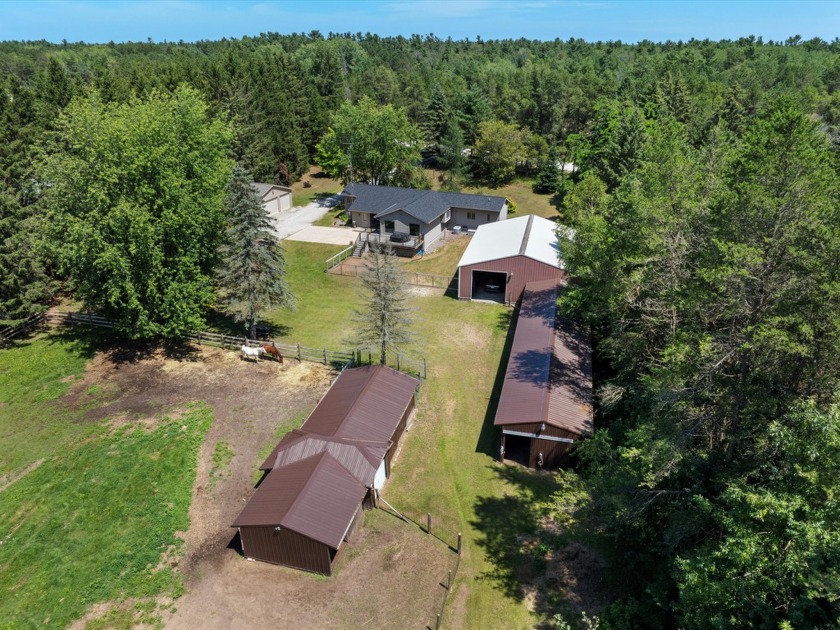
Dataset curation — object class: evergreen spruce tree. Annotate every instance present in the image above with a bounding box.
[216,166,294,338]
[533,144,562,194]
[421,85,451,146]
[353,242,413,365]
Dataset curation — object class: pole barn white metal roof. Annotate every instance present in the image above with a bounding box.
[456,214,564,269]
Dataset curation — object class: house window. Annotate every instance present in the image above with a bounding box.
[384,220,395,233]
[467,212,476,220]
[409,223,420,237]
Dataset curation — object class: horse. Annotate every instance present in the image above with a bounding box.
[260,343,284,363]
[240,345,264,362]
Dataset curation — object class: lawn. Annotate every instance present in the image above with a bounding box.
[0,329,99,479]
[290,166,343,208]
[264,241,568,627]
[400,236,469,277]
[0,402,212,627]
[264,241,360,348]
[462,178,562,221]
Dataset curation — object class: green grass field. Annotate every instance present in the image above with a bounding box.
[0,329,99,478]
[263,241,558,627]
[0,402,212,627]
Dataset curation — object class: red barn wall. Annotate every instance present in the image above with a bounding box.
[458,256,566,304]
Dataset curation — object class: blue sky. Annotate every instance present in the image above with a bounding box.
[1,1,838,44]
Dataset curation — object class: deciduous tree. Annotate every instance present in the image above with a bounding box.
[41,87,233,338]
[315,96,422,186]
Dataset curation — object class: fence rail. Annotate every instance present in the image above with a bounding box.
[6,309,426,378]
[0,312,46,345]
[324,234,359,272]
[329,262,454,290]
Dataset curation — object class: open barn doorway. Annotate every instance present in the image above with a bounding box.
[502,433,531,467]
[472,270,507,303]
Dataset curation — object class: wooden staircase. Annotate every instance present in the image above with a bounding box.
[352,233,368,257]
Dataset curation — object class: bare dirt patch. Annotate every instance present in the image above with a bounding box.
[62,341,454,629]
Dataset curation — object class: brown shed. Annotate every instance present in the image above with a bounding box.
[233,365,420,574]
[457,215,567,304]
[233,452,367,575]
[494,280,593,469]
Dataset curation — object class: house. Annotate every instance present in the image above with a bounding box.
[232,364,420,575]
[494,280,593,469]
[252,182,293,215]
[457,214,566,304]
[341,183,507,256]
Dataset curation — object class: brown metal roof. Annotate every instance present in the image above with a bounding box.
[494,280,593,435]
[259,429,390,487]
[232,452,367,549]
[300,364,420,443]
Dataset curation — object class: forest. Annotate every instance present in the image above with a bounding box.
[1,32,839,628]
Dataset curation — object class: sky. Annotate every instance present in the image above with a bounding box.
[1,0,838,45]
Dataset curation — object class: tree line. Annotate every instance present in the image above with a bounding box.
[3,33,840,320]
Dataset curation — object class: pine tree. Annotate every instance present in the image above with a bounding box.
[353,242,413,365]
[216,166,294,338]
[421,84,451,145]
[533,144,562,194]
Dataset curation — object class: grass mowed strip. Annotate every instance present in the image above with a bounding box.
[0,330,99,478]
[0,403,212,627]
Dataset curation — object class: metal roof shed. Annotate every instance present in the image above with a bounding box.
[494,280,593,469]
[233,365,420,574]
[457,215,567,304]
[233,452,368,575]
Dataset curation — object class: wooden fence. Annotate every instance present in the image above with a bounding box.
[0,312,46,346]
[5,310,427,378]
[329,262,454,290]
[187,330,355,366]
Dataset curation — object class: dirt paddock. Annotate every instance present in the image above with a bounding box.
[63,340,454,629]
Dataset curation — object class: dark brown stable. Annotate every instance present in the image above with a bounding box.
[233,365,420,575]
[494,281,593,470]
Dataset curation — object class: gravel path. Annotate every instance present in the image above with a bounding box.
[267,194,341,240]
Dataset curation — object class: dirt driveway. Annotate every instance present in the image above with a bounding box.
[63,341,453,630]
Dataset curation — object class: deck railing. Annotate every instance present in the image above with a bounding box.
[324,234,359,271]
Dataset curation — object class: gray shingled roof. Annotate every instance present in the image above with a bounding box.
[251,182,275,198]
[342,183,506,225]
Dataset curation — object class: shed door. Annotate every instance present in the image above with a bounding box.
[373,459,387,489]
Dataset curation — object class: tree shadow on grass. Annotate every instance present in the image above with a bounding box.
[475,307,518,457]
[471,463,608,626]
[204,309,292,339]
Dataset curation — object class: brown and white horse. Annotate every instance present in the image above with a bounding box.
[260,343,284,363]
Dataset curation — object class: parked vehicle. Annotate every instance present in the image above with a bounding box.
[484,279,503,293]
[390,232,411,243]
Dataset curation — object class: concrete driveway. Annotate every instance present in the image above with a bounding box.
[285,225,357,246]
[268,194,342,240]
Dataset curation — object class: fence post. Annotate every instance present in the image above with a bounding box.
[447,570,452,589]
[423,358,427,380]
[457,532,462,555]
[297,344,301,361]
[397,354,400,371]
[323,348,327,365]
[435,613,441,630]
[427,513,432,535]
